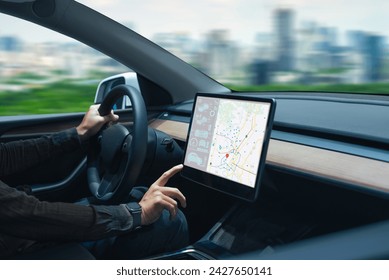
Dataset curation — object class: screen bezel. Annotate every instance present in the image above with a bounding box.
[181,93,276,202]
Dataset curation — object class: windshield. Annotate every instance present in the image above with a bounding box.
[0,0,388,117]
[78,0,389,95]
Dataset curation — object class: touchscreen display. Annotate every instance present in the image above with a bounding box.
[182,93,276,201]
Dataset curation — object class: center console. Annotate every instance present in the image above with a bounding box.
[151,199,315,260]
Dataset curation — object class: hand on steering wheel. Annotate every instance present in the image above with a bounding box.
[76,104,119,141]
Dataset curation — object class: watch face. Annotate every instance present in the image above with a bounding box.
[128,202,141,213]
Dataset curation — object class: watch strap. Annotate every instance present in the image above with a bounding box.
[126,202,142,229]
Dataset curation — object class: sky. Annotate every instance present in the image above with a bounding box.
[1,0,389,45]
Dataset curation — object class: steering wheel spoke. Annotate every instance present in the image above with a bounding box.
[96,172,120,199]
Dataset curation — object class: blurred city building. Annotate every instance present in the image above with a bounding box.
[1,7,388,90]
[274,8,295,72]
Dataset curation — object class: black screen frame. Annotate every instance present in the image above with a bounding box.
[181,92,276,202]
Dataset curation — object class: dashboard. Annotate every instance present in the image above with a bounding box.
[150,93,389,198]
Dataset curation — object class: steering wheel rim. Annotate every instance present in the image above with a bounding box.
[87,84,147,203]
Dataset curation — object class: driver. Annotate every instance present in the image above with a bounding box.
[0,105,188,259]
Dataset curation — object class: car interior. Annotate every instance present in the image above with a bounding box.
[0,0,389,260]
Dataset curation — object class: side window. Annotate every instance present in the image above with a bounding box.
[0,14,127,116]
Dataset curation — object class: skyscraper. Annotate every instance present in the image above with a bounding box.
[347,31,385,82]
[274,8,295,71]
[205,30,237,80]
[364,34,384,81]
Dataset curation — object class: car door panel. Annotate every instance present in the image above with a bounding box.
[0,113,87,201]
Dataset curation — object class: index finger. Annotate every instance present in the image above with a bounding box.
[155,164,183,186]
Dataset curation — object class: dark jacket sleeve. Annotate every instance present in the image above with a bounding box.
[0,129,135,242]
[0,128,81,177]
[0,180,134,241]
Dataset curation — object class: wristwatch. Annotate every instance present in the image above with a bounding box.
[126,202,142,229]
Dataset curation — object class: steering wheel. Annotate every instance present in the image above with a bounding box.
[87,84,147,203]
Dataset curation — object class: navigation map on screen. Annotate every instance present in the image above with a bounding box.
[184,95,271,188]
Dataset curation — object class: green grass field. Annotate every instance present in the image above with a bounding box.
[0,82,97,116]
[1,80,389,116]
